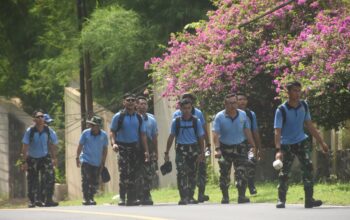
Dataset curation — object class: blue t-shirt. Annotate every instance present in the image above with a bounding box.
[170,117,204,144]
[110,111,146,143]
[246,110,258,132]
[22,126,59,158]
[173,107,206,126]
[79,128,108,167]
[212,109,250,145]
[274,101,311,145]
[142,113,158,141]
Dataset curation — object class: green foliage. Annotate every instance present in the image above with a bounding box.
[81,5,155,109]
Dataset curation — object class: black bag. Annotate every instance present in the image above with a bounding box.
[101,166,111,183]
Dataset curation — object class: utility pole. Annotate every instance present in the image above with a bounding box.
[76,0,93,131]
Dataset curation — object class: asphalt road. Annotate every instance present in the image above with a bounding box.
[1,203,350,220]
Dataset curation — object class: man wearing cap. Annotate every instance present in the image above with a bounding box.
[173,93,211,202]
[44,114,54,126]
[110,93,149,206]
[165,98,205,205]
[21,110,59,208]
[76,115,108,205]
[135,96,158,205]
[213,93,257,204]
[274,81,329,209]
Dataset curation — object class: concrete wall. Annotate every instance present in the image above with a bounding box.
[0,98,32,199]
[153,89,178,187]
[0,105,9,198]
[64,87,119,199]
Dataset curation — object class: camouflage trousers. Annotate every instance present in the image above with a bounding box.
[175,144,200,199]
[135,142,159,200]
[278,139,313,196]
[81,162,99,200]
[117,142,138,200]
[218,142,250,191]
[196,160,207,193]
[26,155,55,202]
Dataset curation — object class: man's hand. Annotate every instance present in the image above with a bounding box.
[164,152,170,162]
[21,162,28,172]
[197,152,205,163]
[52,158,57,167]
[214,148,222,159]
[112,144,119,153]
[275,151,283,160]
[76,157,81,168]
[144,151,150,162]
[320,142,329,154]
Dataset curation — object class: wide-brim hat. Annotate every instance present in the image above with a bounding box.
[101,166,111,183]
[160,161,172,176]
[86,115,103,126]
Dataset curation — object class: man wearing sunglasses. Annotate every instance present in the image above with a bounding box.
[110,93,149,206]
[212,93,256,204]
[21,110,59,208]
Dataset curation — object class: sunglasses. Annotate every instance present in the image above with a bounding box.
[35,115,44,118]
[126,98,136,102]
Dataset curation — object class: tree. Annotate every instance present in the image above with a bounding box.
[147,0,350,140]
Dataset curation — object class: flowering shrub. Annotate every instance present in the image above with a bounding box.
[147,0,350,129]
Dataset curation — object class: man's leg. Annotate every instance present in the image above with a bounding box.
[197,160,209,202]
[233,156,250,204]
[26,157,38,208]
[81,163,91,205]
[187,152,199,204]
[276,145,295,208]
[176,148,189,205]
[218,153,232,204]
[126,145,139,206]
[295,142,322,208]
[118,145,128,206]
[42,155,58,207]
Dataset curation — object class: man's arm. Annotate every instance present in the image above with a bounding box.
[198,136,205,162]
[101,147,108,168]
[109,130,119,152]
[152,134,158,161]
[304,120,329,153]
[141,133,150,162]
[49,143,58,167]
[76,143,83,167]
[164,134,175,161]
[274,128,282,151]
[203,124,210,146]
[212,131,221,158]
[21,144,29,171]
[244,128,256,155]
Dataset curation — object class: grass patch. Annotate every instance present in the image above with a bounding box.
[2,182,350,209]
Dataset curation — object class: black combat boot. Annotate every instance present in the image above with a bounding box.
[142,190,154,205]
[126,191,140,206]
[304,187,322,208]
[178,188,188,205]
[276,190,286,208]
[221,188,229,204]
[198,188,210,203]
[118,188,126,206]
[248,179,257,195]
[45,199,59,207]
[237,186,250,204]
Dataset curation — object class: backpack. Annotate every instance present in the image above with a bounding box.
[29,125,51,144]
[175,115,198,138]
[245,109,255,131]
[278,100,309,126]
[116,110,143,134]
